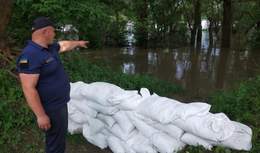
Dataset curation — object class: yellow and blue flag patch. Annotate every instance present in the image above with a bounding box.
[19,57,29,69]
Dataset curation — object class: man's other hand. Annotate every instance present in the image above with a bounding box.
[37,114,51,131]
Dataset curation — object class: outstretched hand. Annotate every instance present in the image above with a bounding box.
[78,41,89,48]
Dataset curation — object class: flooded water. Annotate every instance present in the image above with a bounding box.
[81,46,259,99]
[80,30,260,99]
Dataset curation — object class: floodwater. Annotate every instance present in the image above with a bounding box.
[81,45,260,100]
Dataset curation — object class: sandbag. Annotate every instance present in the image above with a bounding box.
[107,124,137,141]
[69,99,98,117]
[219,121,252,151]
[80,82,125,106]
[116,94,144,110]
[113,111,135,133]
[107,90,139,105]
[68,119,82,134]
[83,117,105,135]
[137,94,211,124]
[127,112,159,138]
[70,81,86,100]
[172,113,235,141]
[134,112,184,140]
[86,100,119,115]
[97,113,116,127]
[151,132,185,153]
[127,132,157,153]
[83,124,107,149]
[139,88,151,98]
[181,133,213,150]
[69,109,88,124]
[107,135,126,153]
[150,122,184,140]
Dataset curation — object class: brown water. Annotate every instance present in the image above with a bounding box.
[81,46,260,100]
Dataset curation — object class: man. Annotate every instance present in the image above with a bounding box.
[16,17,88,153]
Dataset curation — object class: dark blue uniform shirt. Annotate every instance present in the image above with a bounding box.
[17,40,70,111]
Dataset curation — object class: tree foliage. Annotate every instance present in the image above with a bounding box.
[7,0,130,47]
[4,0,260,48]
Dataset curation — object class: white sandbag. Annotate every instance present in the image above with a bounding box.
[107,90,139,105]
[85,117,105,135]
[122,142,137,153]
[70,99,98,117]
[83,124,107,149]
[116,94,144,110]
[139,88,151,98]
[127,112,159,138]
[69,110,88,124]
[67,102,76,115]
[134,112,184,140]
[113,111,135,133]
[86,100,119,115]
[150,122,184,140]
[172,113,235,141]
[151,132,185,153]
[70,81,86,100]
[107,135,126,153]
[97,113,116,127]
[181,133,213,150]
[107,124,137,141]
[68,119,82,134]
[219,121,252,151]
[101,128,111,136]
[127,132,157,153]
[68,102,89,124]
[137,94,211,124]
[80,82,125,106]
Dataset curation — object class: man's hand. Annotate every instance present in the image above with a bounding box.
[37,114,51,131]
[58,40,89,53]
[78,41,89,48]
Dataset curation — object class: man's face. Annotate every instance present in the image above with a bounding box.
[45,26,56,44]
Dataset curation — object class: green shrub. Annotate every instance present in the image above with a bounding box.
[0,69,35,151]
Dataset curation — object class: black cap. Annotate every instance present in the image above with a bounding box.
[32,17,55,33]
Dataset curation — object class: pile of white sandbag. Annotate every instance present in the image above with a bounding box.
[68,81,253,153]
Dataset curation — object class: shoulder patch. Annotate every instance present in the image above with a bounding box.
[19,57,29,69]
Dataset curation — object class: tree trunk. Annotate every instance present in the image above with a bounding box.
[190,0,202,48]
[135,0,148,48]
[0,0,13,52]
[208,19,214,48]
[221,0,232,49]
[216,48,229,89]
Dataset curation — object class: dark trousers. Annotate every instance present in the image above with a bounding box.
[45,105,68,153]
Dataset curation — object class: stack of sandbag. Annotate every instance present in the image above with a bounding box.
[67,81,253,153]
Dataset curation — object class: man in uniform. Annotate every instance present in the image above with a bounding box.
[16,17,88,153]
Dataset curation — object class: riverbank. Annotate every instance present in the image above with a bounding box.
[0,52,259,153]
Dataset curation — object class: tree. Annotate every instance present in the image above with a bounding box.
[221,0,232,48]
[0,0,13,50]
[190,0,202,48]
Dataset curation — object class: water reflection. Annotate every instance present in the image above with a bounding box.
[122,47,135,55]
[148,52,158,65]
[122,62,135,74]
[84,45,260,99]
